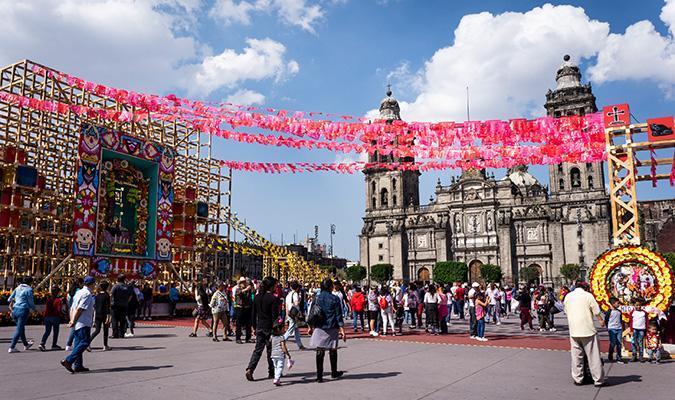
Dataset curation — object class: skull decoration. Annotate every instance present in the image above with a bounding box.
[157,238,171,259]
[76,228,94,252]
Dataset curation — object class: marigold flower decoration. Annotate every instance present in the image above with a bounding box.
[589,246,673,315]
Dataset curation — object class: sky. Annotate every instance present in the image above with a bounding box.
[2,0,675,260]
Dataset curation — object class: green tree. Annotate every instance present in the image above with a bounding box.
[559,263,581,282]
[663,252,675,269]
[370,263,394,283]
[480,264,503,283]
[520,265,540,284]
[345,265,366,282]
[433,261,468,285]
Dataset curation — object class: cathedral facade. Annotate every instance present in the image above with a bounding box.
[359,56,612,285]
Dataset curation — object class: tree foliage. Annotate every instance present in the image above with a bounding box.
[370,263,394,283]
[663,252,675,269]
[345,265,366,282]
[433,261,468,285]
[520,265,540,284]
[559,263,581,282]
[480,264,503,283]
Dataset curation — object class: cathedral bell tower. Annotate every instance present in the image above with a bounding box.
[545,55,605,200]
[364,87,420,211]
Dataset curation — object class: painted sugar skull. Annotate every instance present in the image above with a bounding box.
[76,228,94,252]
[157,238,171,258]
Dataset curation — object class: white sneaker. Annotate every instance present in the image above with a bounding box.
[8,348,20,353]
[539,328,544,332]
[470,335,476,339]
[549,328,557,332]
[479,337,489,342]
[496,322,501,326]
[24,340,34,351]
[124,333,134,338]
[65,345,72,351]
[372,332,379,337]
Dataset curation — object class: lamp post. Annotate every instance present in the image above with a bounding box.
[386,221,393,282]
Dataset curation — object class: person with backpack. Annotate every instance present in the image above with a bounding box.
[283,282,305,350]
[378,286,396,336]
[349,286,366,332]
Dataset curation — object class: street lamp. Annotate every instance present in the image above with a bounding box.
[386,221,394,282]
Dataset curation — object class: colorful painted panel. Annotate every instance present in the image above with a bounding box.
[74,124,174,261]
[90,256,158,280]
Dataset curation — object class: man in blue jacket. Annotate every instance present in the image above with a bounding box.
[8,276,36,353]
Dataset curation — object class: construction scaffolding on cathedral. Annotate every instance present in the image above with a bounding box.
[0,60,230,289]
[359,55,675,286]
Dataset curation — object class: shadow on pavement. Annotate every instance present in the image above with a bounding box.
[88,365,173,374]
[604,374,642,386]
[108,346,166,351]
[132,334,177,339]
[280,371,401,385]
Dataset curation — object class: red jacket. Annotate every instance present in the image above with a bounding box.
[350,291,365,312]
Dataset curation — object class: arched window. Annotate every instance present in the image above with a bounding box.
[392,178,397,191]
[371,180,376,196]
[392,195,397,207]
[380,188,389,207]
[588,175,594,189]
[571,167,582,188]
[559,178,565,190]
[586,163,592,171]
[371,197,376,209]
[558,164,563,173]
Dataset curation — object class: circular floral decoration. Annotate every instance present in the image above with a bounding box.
[590,246,673,316]
[104,161,113,171]
[120,159,129,168]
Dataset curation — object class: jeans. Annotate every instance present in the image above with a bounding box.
[168,301,177,318]
[632,329,645,359]
[488,304,500,323]
[90,318,109,347]
[247,328,273,376]
[142,300,153,318]
[477,318,485,338]
[352,310,365,330]
[469,306,477,336]
[10,310,29,349]
[272,357,285,380]
[404,309,416,327]
[65,327,91,369]
[608,328,622,360]
[283,318,304,349]
[66,327,75,346]
[453,300,465,319]
[41,316,61,347]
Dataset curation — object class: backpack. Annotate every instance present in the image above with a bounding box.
[407,293,418,308]
[379,295,389,310]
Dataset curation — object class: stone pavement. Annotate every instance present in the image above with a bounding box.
[1,323,672,400]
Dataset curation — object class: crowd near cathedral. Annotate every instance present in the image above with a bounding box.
[360,55,675,285]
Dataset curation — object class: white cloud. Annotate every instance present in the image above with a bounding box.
[588,0,675,96]
[210,0,325,33]
[0,0,300,99]
[189,38,299,96]
[375,4,609,122]
[227,88,266,105]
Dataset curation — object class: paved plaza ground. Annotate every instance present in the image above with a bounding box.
[1,319,672,400]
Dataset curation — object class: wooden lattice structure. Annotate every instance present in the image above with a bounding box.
[605,117,675,247]
[0,59,231,288]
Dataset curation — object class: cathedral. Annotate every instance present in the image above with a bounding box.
[359,55,612,285]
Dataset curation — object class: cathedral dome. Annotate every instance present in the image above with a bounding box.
[555,54,582,90]
[379,86,401,121]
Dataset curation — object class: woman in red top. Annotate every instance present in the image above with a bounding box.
[39,286,65,351]
[349,287,366,332]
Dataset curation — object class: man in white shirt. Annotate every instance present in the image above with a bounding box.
[468,282,479,338]
[283,282,305,350]
[61,276,96,373]
[564,280,605,386]
[486,283,501,325]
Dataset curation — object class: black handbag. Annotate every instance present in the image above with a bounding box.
[288,305,301,320]
[306,302,325,328]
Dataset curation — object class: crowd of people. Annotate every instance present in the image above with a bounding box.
[4,273,670,387]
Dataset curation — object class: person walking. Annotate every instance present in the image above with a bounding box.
[486,283,501,325]
[309,279,346,382]
[564,280,605,387]
[168,282,180,319]
[110,275,130,338]
[210,281,231,342]
[89,281,111,351]
[60,276,96,373]
[468,282,479,338]
[270,321,294,386]
[245,277,280,381]
[515,285,534,330]
[125,282,140,337]
[283,282,305,349]
[234,277,253,343]
[141,283,153,321]
[349,286,366,332]
[65,278,83,351]
[190,279,213,337]
[39,286,65,351]
[7,276,37,353]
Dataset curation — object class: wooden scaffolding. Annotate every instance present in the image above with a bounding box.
[0,59,231,288]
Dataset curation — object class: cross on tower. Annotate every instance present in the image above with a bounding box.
[607,106,626,125]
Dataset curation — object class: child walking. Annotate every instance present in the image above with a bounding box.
[646,318,662,364]
[605,297,624,363]
[271,321,294,386]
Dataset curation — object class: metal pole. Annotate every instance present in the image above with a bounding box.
[227,168,233,279]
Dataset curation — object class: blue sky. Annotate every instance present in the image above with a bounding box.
[2,0,674,260]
